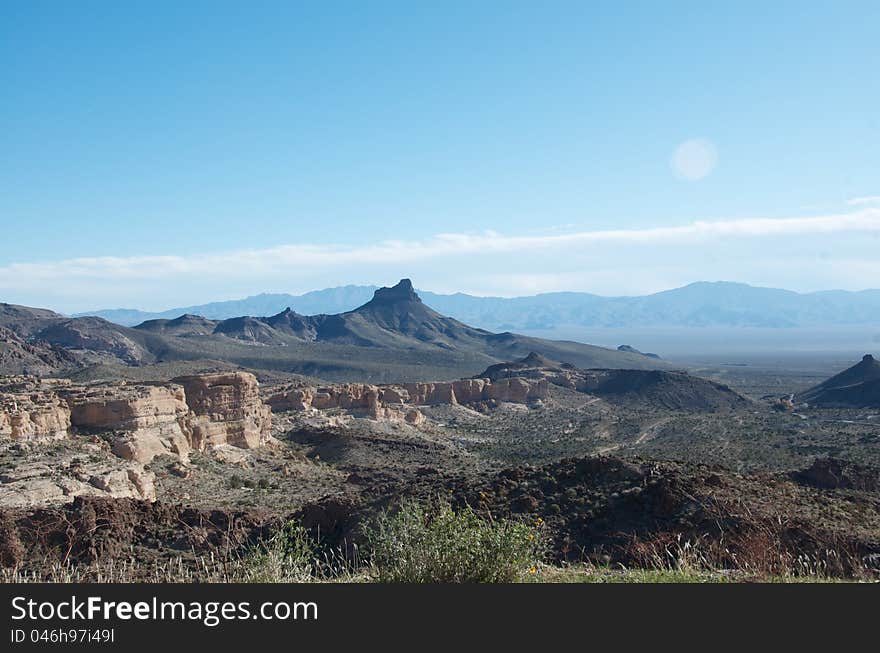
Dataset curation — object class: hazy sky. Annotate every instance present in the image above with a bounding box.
[2,2,879,312]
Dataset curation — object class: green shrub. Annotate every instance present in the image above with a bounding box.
[365,498,545,583]
[235,522,318,582]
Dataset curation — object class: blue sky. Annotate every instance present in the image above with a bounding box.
[2,1,879,312]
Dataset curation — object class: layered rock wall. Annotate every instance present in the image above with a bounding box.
[63,384,192,463]
[0,392,71,441]
[0,373,273,460]
[172,373,272,449]
[0,377,72,441]
[265,376,550,417]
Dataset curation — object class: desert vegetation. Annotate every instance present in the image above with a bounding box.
[2,492,876,583]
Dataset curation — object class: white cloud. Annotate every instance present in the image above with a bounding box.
[671,139,718,181]
[3,207,880,311]
[847,196,880,206]
[3,207,880,282]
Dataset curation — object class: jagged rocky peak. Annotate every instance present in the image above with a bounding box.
[796,353,880,408]
[371,279,420,304]
[265,306,301,322]
[520,352,558,367]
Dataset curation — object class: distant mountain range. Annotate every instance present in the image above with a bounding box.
[2,280,668,381]
[75,282,880,330]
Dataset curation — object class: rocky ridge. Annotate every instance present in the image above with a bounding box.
[1,372,273,457]
[265,375,550,420]
[796,354,880,408]
[0,372,275,507]
[478,353,747,411]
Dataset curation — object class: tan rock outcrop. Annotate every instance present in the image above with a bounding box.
[402,382,458,405]
[0,377,72,441]
[379,387,410,404]
[266,381,428,424]
[268,383,382,413]
[0,477,67,507]
[484,377,549,403]
[266,386,315,411]
[265,375,548,423]
[0,458,156,508]
[0,390,71,440]
[403,378,548,406]
[450,379,488,404]
[173,373,272,449]
[1,372,274,461]
[63,384,192,463]
[87,465,156,500]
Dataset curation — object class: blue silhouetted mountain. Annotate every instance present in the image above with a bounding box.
[76,281,880,329]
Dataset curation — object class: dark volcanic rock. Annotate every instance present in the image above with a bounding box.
[0,496,279,568]
[0,327,80,376]
[792,458,880,492]
[134,314,218,336]
[263,308,321,340]
[617,344,661,359]
[370,278,419,304]
[477,353,747,411]
[797,354,880,407]
[453,456,880,574]
[588,369,746,411]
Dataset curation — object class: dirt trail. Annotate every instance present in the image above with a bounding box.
[634,417,673,445]
[594,416,673,455]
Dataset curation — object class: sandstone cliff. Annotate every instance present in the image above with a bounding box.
[0,372,278,509]
[0,377,72,441]
[265,375,549,420]
[0,372,274,462]
[172,373,272,449]
[63,384,193,463]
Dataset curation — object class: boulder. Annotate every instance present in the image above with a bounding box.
[404,408,425,426]
[793,458,880,492]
